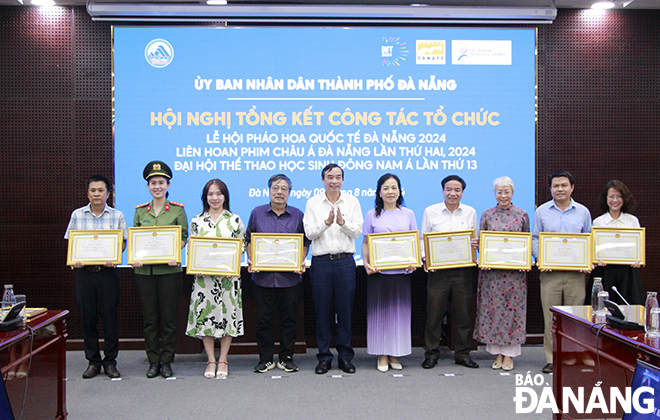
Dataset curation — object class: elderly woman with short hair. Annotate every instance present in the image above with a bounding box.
[473,176,529,371]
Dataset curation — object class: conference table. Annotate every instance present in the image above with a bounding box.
[551,305,657,420]
[0,310,68,419]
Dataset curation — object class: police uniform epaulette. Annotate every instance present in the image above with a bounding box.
[169,201,185,207]
[135,203,150,209]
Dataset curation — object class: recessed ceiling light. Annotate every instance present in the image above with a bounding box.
[207,0,228,4]
[31,0,56,5]
[591,1,615,9]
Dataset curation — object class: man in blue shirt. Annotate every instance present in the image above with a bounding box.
[65,175,127,379]
[246,174,309,373]
[532,170,592,374]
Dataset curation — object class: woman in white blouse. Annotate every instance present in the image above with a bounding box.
[589,180,644,304]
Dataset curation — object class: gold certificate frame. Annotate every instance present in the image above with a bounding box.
[592,227,645,266]
[538,232,592,271]
[128,226,181,265]
[251,233,304,272]
[423,230,476,270]
[187,236,242,276]
[367,230,422,271]
[67,229,123,266]
[479,231,532,270]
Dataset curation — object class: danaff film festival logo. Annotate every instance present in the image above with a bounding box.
[145,39,174,68]
[513,372,655,414]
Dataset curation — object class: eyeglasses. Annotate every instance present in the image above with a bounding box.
[270,186,289,193]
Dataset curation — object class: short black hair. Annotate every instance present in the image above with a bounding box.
[321,163,344,179]
[86,175,111,191]
[548,170,574,187]
[268,174,292,190]
[441,175,466,190]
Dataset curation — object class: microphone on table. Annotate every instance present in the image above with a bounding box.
[603,287,643,330]
[611,286,631,321]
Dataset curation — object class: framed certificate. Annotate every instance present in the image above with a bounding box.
[67,230,123,266]
[367,230,422,271]
[479,231,532,270]
[128,226,182,265]
[187,236,242,276]
[538,232,592,271]
[423,230,476,270]
[592,227,645,266]
[251,233,304,272]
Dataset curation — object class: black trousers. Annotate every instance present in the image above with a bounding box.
[134,273,181,364]
[75,267,120,368]
[253,282,301,363]
[424,267,475,361]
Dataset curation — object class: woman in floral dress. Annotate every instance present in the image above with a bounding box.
[186,179,245,378]
[473,176,529,371]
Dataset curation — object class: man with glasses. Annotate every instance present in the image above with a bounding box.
[246,174,309,373]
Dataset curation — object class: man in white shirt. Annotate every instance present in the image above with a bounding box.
[421,175,479,369]
[304,164,363,374]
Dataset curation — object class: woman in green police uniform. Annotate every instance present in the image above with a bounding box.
[132,161,188,379]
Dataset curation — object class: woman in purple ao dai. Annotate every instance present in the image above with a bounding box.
[474,176,529,371]
[362,173,417,373]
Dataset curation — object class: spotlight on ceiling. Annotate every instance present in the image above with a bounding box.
[591,1,615,9]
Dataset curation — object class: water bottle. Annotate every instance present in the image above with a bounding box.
[597,291,609,316]
[1,284,16,321]
[649,308,660,338]
[592,278,605,315]
[645,291,659,335]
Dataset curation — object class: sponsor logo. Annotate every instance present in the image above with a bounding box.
[452,40,512,65]
[145,39,174,68]
[381,37,409,67]
[416,40,445,65]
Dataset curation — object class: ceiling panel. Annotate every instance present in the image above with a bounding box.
[1,0,658,9]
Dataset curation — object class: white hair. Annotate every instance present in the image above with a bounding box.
[493,176,515,192]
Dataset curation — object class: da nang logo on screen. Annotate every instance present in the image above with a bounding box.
[144,39,174,68]
[416,40,445,65]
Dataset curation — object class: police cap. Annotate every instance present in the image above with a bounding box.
[143,161,172,180]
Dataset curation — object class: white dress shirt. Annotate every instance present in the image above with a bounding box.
[420,202,478,257]
[303,192,363,256]
[421,202,478,234]
[592,212,640,228]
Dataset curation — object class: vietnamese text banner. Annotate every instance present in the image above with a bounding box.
[114,27,536,263]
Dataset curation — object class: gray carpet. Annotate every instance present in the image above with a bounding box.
[65,346,552,420]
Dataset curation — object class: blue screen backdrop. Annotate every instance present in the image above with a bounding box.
[113,27,536,264]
